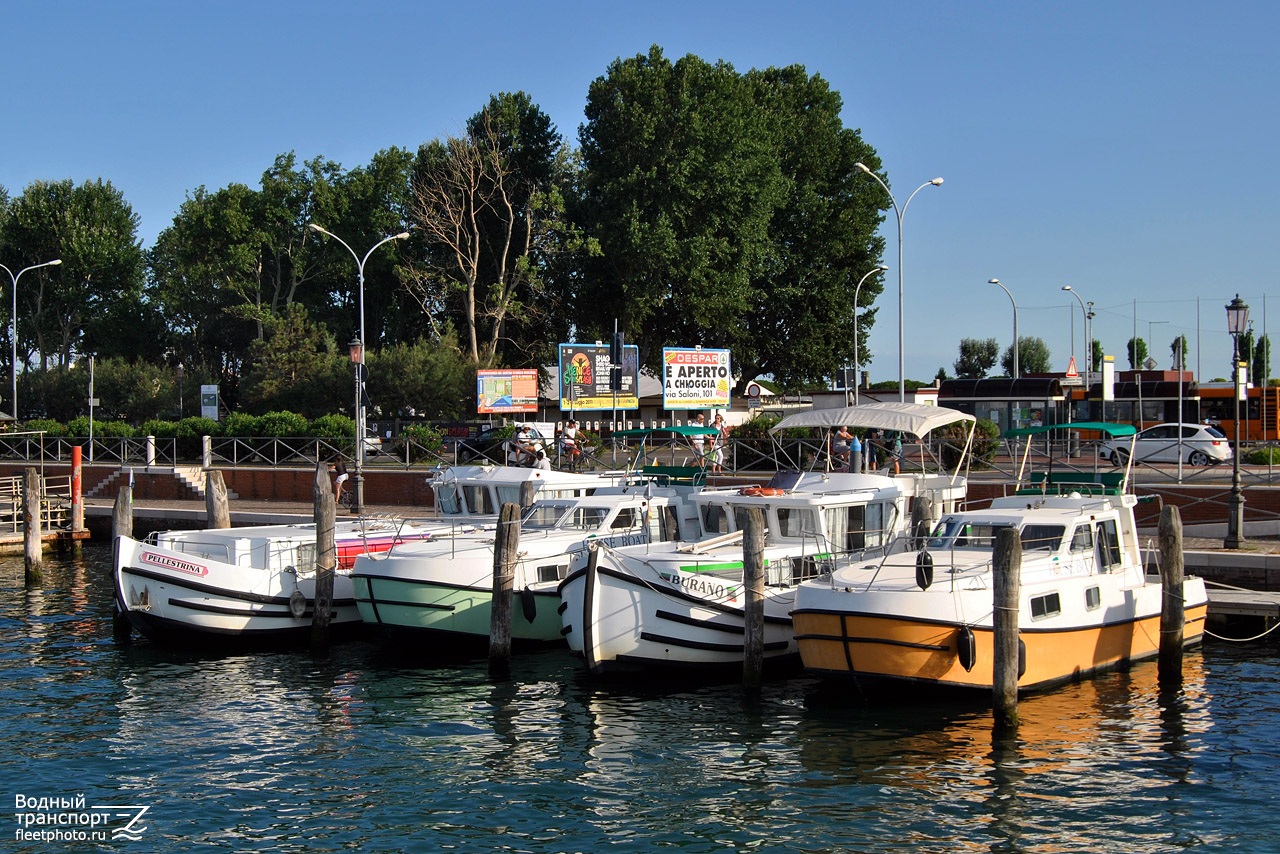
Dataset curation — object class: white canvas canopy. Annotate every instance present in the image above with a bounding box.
[770,402,974,438]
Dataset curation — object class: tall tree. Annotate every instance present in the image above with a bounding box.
[406,93,570,368]
[575,48,882,390]
[2,179,155,372]
[1126,337,1148,369]
[149,183,264,398]
[954,338,999,379]
[575,47,786,375]
[1001,337,1052,376]
[1253,335,1271,385]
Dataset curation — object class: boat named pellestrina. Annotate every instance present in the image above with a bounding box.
[792,422,1209,693]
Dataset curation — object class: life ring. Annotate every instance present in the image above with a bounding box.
[738,486,785,497]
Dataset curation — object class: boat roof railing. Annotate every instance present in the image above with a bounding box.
[1000,421,1138,493]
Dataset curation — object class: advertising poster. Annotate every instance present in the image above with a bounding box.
[476,368,540,414]
[662,348,732,410]
[558,343,639,411]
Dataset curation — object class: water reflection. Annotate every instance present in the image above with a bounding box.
[0,546,1274,851]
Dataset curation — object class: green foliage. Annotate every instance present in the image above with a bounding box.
[1244,446,1280,465]
[403,423,445,452]
[1001,337,1052,376]
[939,417,1000,469]
[139,419,179,438]
[955,338,998,379]
[366,334,475,421]
[309,414,356,438]
[731,414,787,440]
[575,47,881,392]
[20,418,65,437]
[177,416,220,439]
[257,410,310,437]
[1126,337,1148,369]
[239,303,345,418]
[221,412,261,437]
[66,416,134,437]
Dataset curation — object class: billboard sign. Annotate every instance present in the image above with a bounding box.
[662,347,732,410]
[477,369,540,414]
[559,343,639,411]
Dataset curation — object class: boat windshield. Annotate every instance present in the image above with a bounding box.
[927,518,1065,553]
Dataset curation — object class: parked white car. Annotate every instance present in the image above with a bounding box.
[1102,422,1232,466]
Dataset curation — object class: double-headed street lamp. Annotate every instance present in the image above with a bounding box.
[854,163,943,402]
[852,265,889,406]
[0,258,62,421]
[989,278,1019,379]
[308,224,410,514]
[1225,294,1250,549]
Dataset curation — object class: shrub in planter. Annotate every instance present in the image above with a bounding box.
[19,418,65,437]
[221,412,262,437]
[1244,446,1280,465]
[309,414,356,438]
[258,410,309,437]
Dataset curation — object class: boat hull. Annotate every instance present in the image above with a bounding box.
[559,547,799,676]
[114,535,363,644]
[353,573,564,645]
[793,579,1208,692]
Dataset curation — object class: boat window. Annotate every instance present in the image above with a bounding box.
[1069,526,1094,553]
[824,503,889,552]
[1020,525,1064,552]
[561,507,608,531]
[1085,586,1101,610]
[297,543,315,570]
[1030,592,1061,620]
[1095,519,1123,571]
[461,485,494,515]
[437,483,463,515]
[611,507,639,530]
[536,564,566,584]
[701,503,730,535]
[523,503,571,529]
[495,485,530,506]
[772,507,818,540]
[927,517,994,549]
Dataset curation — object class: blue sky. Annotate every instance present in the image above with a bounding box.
[3,0,1277,386]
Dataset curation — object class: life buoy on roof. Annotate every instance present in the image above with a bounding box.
[738,486,785,497]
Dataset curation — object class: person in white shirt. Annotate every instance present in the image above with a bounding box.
[533,450,552,470]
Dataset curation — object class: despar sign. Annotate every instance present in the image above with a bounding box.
[662,347,732,410]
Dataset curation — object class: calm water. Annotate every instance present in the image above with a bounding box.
[1,546,1277,852]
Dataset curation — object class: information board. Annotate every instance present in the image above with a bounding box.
[477,369,540,414]
[662,348,732,410]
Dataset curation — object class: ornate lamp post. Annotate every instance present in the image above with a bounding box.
[309,224,410,514]
[1225,294,1250,548]
[989,278,1019,379]
[0,258,62,420]
[854,163,943,402]
[852,265,889,406]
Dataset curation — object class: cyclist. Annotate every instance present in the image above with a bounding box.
[331,458,349,507]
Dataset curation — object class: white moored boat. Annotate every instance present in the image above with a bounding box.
[112,464,621,645]
[558,403,975,675]
[351,481,705,649]
[792,422,1210,693]
[114,517,440,644]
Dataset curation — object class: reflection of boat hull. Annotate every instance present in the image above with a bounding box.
[560,544,799,675]
[114,535,364,643]
[796,596,1208,692]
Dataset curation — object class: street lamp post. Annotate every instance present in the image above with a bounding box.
[308,225,410,514]
[1061,285,1089,377]
[989,278,1019,379]
[852,265,889,406]
[855,163,943,402]
[1225,294,1250,549]
[0,258,62,421]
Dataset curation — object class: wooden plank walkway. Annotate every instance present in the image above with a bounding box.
[1206,588,1280,619]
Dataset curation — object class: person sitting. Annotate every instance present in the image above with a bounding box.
[533,449,552,470]
[513,425,538,466]
[830,426,852,467]
[560,419,582,470]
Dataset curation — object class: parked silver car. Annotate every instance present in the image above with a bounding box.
[1102,422,1232,466]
